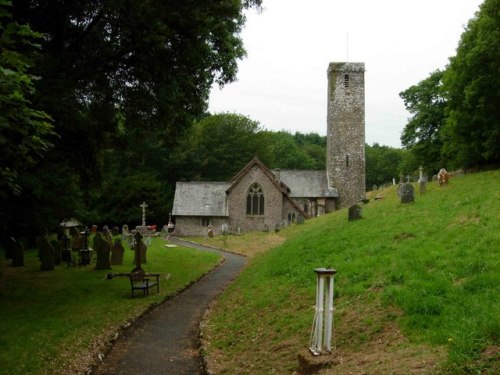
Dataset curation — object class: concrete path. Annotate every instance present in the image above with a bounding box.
[93,238,246,375]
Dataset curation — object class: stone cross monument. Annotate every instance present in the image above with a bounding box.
[140,201,148,226]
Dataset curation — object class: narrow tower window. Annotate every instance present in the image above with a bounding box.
[344,74,350,88]
[346,154,350,167]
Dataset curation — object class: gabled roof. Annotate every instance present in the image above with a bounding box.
[274,170,338,198]
[172,181,230,217]
[227,157,290,194]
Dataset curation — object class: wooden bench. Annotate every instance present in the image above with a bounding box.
[129,273,160,297]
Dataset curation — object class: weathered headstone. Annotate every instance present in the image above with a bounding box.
[348,204,362,221]
[399,182,415,203]
[94,232,111,270]
[4,237,15,259]
[11,238,24,267]
[38,235,55,271]
[221,223,229,236]
[110,239,124,265]
[207,224,214,238]
[122,224,129,237]
[50,239,62,265]
[419,181,427,195]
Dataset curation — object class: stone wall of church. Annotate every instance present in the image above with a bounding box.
[173,216,227,237]
[227,165,284,232]
[327,62,366,208]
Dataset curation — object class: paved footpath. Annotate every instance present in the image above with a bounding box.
[93,238,246,375]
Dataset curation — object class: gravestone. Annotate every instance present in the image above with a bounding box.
[348,204,362,221]
[297,215,305,224]
[38,235,55,271]
[372,184,377,191]
[419,181,427,195]
[4,237,15,259]
[207,224,214,238]
[11,238,24,267]
[50,239,62,265]
[122,224,129,237]
[110,239,124,265]
[221,223,229,236]
[94,232,111,270]
[102,227,113,246]
[112,227,120,236]
[399,183,415,203]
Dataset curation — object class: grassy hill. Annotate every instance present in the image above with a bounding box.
[202,170,499,374]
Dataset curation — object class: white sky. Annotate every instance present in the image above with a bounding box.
[208,0,483,148]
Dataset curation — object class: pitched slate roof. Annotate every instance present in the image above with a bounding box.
[227,157,290,194]
[273,170,338,198]
[172,181,230,217]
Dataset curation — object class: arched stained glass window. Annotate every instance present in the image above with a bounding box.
[246,183,264,215]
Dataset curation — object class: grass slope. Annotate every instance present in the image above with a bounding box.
[0,237,221,375]
[203,170,499,374]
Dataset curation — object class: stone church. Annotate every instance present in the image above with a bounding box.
[172,62,366,236]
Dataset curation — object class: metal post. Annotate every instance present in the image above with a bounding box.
[310,268,337,355]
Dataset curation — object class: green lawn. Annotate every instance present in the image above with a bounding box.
[202,170,499,374]
[0,237,221,375]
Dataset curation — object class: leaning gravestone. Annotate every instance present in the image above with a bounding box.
[38,235,55,271]
[110,239,124,265]
[399,182,415,203]
[11,238,24,267]
[348,204,362,221]
[94,232,111,270]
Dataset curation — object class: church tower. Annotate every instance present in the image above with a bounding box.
[326,62,366,208]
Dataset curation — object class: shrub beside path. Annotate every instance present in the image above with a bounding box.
[93,237,246,375]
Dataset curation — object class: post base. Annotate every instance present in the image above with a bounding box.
[297,348,340,374]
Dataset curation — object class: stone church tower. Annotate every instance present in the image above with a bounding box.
[326,62,366,208]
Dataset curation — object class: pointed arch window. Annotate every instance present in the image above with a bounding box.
[246,183,264,215]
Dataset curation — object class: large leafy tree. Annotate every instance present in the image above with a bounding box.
[0,0,54,199]
[442,0,500,167]
[399,70,446,173]
[185,113,272,181]
[4,0,261,235]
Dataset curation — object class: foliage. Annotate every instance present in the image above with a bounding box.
[365,143,406,189]
[0,237,221,375]
[441,0,500,168]
[2,0,261,239]
[0,0,54,198]
[399,70,446,174]
[185,112,271,181]
[203,171,500,374]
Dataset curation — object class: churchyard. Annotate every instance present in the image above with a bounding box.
[0,235,221,375]
[199,170,499,374]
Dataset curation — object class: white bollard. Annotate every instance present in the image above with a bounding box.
[310,268,337,355]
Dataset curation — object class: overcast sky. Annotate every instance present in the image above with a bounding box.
[208,0,484,148]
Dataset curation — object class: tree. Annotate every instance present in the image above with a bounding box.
[186,113,271,181]
[399,70,446,173]
[0,0,54,199]
[264,131,318,170]
[442,0,500,167]
[4,1,261,236]
[365,143,406,189]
